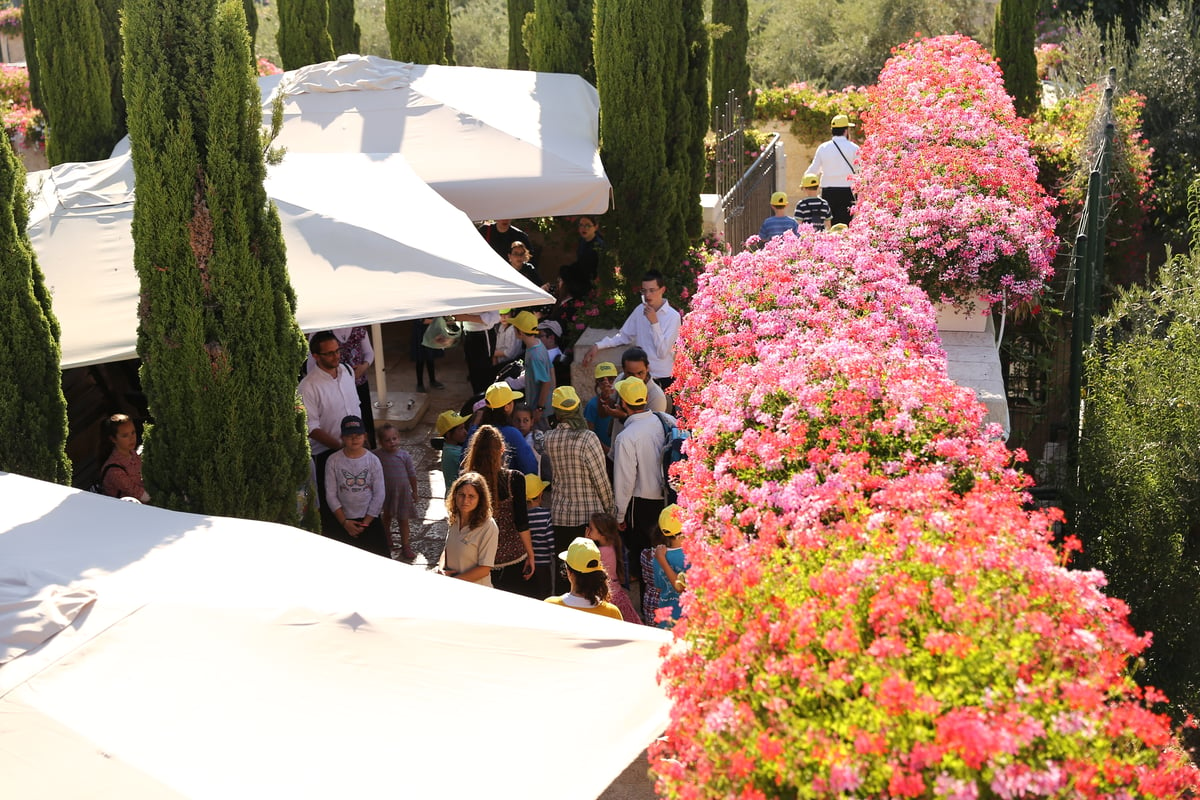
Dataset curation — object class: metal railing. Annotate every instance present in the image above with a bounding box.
[1067,67,1118,464]
[720,135,781,251]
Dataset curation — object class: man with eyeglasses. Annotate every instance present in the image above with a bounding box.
[582,269,681,391]
[299,330,362,518]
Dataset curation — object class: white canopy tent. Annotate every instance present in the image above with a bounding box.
[27,151,552,370]
[0,472,671,799]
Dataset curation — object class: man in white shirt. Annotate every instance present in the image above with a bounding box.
[583,269,681,390]
[806,113,860,225]
[611,376,673,559]
[299,330,362,509]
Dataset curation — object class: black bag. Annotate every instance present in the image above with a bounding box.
[88,462,126,495]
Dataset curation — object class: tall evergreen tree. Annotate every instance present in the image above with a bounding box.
[27,0,117,165]
[993,0,1039,118]
[386,0,455,64]
[681,0,707,241]
[526,0,593,82]
[95,0,127,141]
[123,0,311,523]
[244,0,259,52]
[594,0,692,279]
[0,136,70,485]
[710,0,749,123]
[328,0,362,55]
[508,0,533,70]
[276,0,336,70]
[21,3,43,115]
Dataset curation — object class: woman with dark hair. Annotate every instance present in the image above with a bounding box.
[461,424,536,594]
[506,241,542,286]
[545,537,622,620]
[558,215,604,300]
[99,413,150,503]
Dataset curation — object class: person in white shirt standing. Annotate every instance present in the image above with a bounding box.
[583,269,681,391]
[299,330,362,515]
[806,113,860,226]
[611,376,674,566]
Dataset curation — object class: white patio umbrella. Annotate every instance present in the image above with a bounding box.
[0,472,671,799]
[27,151,552,371]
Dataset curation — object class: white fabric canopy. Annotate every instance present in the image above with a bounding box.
[0,472,671,799]
[27,151,552,369]
[258,55,611,220]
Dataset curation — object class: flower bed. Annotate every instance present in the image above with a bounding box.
[649,227,1200,797]
[853,35,1058,309]
[0,64,44,152]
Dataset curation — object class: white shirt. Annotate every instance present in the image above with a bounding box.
[612,409,672,517]
[806,135,860,188]
[298,363,361,455]
[461,310,501,333]
[595,299,681,379]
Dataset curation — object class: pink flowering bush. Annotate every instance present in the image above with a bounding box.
[0,64,45,151]
[853,36,1058,309]
[256,57,282,77]
[650,228,1200,798]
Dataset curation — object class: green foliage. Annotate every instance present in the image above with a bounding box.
[27,0,118,165]
[525,0,593,82]
[595,0,697,286]
[450,0,506,67]
[275,0,335,69]
[244,0,259,50]
[681,0,707,240]
[993,0,1038,118]
[507,0,532,69]
[386,0,454,64]
[710,0,749,121]
[0,134,70,484]
[123,0,311,524]
[746,0,992,89]
[1074,181,1200,720]
[94,0,126,140]
[1129,0,1200,248]
[20,3,41,113]
[328,0,362,54]
[754,83,870,141]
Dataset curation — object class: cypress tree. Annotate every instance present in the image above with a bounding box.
[21,3,43,115]
[508,0,533,70]
[276,0,336,70]
[594,0,691,279]
[525,0,593,82]
[681,0,707,241]
[95,0,127,141]
[386,0,454,65]
[27,0,117,165]
[710,0,749,123]
[123,0,311,523]
[993,0,1039,118]
[328,0,362,55]
[0,135,71,485]
[244,0,259,52]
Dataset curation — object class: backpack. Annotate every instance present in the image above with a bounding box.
[653,412,690,505]
[88,462,126,495]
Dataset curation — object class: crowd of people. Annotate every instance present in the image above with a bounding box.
[95,208,702,627]
[759,113,859,243]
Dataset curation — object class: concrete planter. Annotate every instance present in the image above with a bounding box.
[570,326,623,405]
[935,299,991,333]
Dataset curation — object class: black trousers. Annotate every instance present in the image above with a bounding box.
[822,186,855,226]
[464,329,496,395]
[624,496,665,558]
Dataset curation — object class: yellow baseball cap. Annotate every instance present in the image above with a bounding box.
[525,473,550,500]
[831,113,856,128]
[559,537,604,573]
[659,504,683,536]
[770,191,789,207]
[615,376,648,406]
[801,173,820,188]
[435,410,470,436]
[594,361,619,379]
[552,385,581,411]
[510,310,540,335]
[485,382,523,409]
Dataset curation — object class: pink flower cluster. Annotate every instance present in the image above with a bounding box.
[651,227,1200,797]
[853,35,1058,308]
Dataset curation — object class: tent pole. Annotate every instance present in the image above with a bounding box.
[371,323,392,417]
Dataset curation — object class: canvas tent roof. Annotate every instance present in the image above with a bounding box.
[0,472,671,799]
[27,151,552,369]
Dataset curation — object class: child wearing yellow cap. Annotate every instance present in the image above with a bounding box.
[651,504,688,629]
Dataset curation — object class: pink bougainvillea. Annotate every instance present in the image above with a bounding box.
[651,224,1199,795]
[852,35,1058,309]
